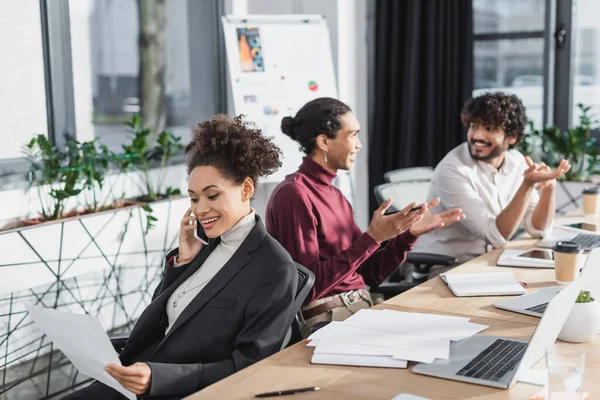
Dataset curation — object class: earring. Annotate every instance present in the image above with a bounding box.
[323,149,328,163]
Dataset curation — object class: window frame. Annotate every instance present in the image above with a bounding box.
[472,0,575,132]
[0,0,227,187]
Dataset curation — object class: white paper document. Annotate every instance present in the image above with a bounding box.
[307,310,488,366]
[311,353,408,369]
[440,272,526,297]
[308,321,450,359]
[26,305,136,400]
[343,309,488,341]
[312,341,436,363]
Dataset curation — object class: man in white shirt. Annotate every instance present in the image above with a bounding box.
[414,92,571,268]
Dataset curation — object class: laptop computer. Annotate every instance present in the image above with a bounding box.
[494,248,600,318]
[412,275,585,389]
[493,286,563,317]
[537,222,600,251]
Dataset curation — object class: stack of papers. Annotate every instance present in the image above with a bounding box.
[440,272,526,297]
[307,309,488,368]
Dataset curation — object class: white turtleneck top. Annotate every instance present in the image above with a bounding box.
[165,210,256,334]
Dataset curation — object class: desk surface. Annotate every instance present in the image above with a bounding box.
[188,305,600,400]
[385,239,554,325]
[186,215,600,399]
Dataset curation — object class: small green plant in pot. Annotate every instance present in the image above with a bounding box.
[519,104,600,181]
[576,290,595,303]
[558,290,599,343]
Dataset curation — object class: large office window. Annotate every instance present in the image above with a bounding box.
[0,0,48,160]
[69,0,194,152]
[473,0,546,130]
[473,0,600,130]
[0,0,224,182]
[571,0,600,125]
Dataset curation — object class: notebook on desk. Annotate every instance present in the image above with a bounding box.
[440,272,526,297]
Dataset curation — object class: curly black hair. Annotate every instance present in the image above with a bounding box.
[460,92,528,148]
[185,114,282,185]
[281,97,352,154]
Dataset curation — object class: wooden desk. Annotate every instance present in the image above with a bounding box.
[187,214,600,399]
[385,239,557,325]
[187,305,600,400]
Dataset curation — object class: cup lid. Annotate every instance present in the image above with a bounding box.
[583,186,600,195]
[553,241,583,254]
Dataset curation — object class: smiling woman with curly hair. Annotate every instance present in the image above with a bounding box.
[65,115,298,400]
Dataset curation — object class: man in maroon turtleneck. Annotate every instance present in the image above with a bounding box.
[266,98,464,336]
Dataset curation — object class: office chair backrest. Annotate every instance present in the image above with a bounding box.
[384,167,434,183]
[374,180,432,212]
[293,262,315,312]
[281,263,315,348]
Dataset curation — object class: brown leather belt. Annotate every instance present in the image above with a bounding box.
[301,289,370,320]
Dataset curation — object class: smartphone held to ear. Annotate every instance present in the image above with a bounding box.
[191,213,209,245]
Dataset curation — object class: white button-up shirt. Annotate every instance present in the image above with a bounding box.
[413,143,552,263]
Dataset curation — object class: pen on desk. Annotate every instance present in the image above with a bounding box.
[255,386,320,398]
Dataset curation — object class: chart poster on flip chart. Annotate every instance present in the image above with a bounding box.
[222,15,339,183]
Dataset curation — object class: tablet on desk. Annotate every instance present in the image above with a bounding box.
[497,248,555,268]
[498,248,588,269]
[519,249,554,260]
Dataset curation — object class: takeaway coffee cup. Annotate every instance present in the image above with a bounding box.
[552,241,583,285]
[582,187,600,215]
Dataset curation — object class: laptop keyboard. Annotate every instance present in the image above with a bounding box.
[571,234,600,250]
[525,302,548,314]
[456,339,527,382]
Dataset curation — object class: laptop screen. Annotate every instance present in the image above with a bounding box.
[509,277,585,386]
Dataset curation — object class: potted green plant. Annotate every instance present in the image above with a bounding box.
[558,290,599,343]
[519,104,600,212]
[21,134,85,223]
[118,115,184,231]
[519,104,600,181]
[118,114,183,202]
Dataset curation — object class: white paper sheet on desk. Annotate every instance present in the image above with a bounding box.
[307,322,450,360]
[311,352,408,368]
[343,309,488,341]
[311,341,437,363]
[26,305,136,400]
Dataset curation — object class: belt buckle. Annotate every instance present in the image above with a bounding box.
[342,290,359,306]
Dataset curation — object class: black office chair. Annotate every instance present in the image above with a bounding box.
[109,262,315,352]
[371,181,457,298]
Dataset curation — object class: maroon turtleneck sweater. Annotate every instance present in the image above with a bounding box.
[266,157,417,304]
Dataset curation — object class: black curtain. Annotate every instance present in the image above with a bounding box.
[368,0,473,211]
